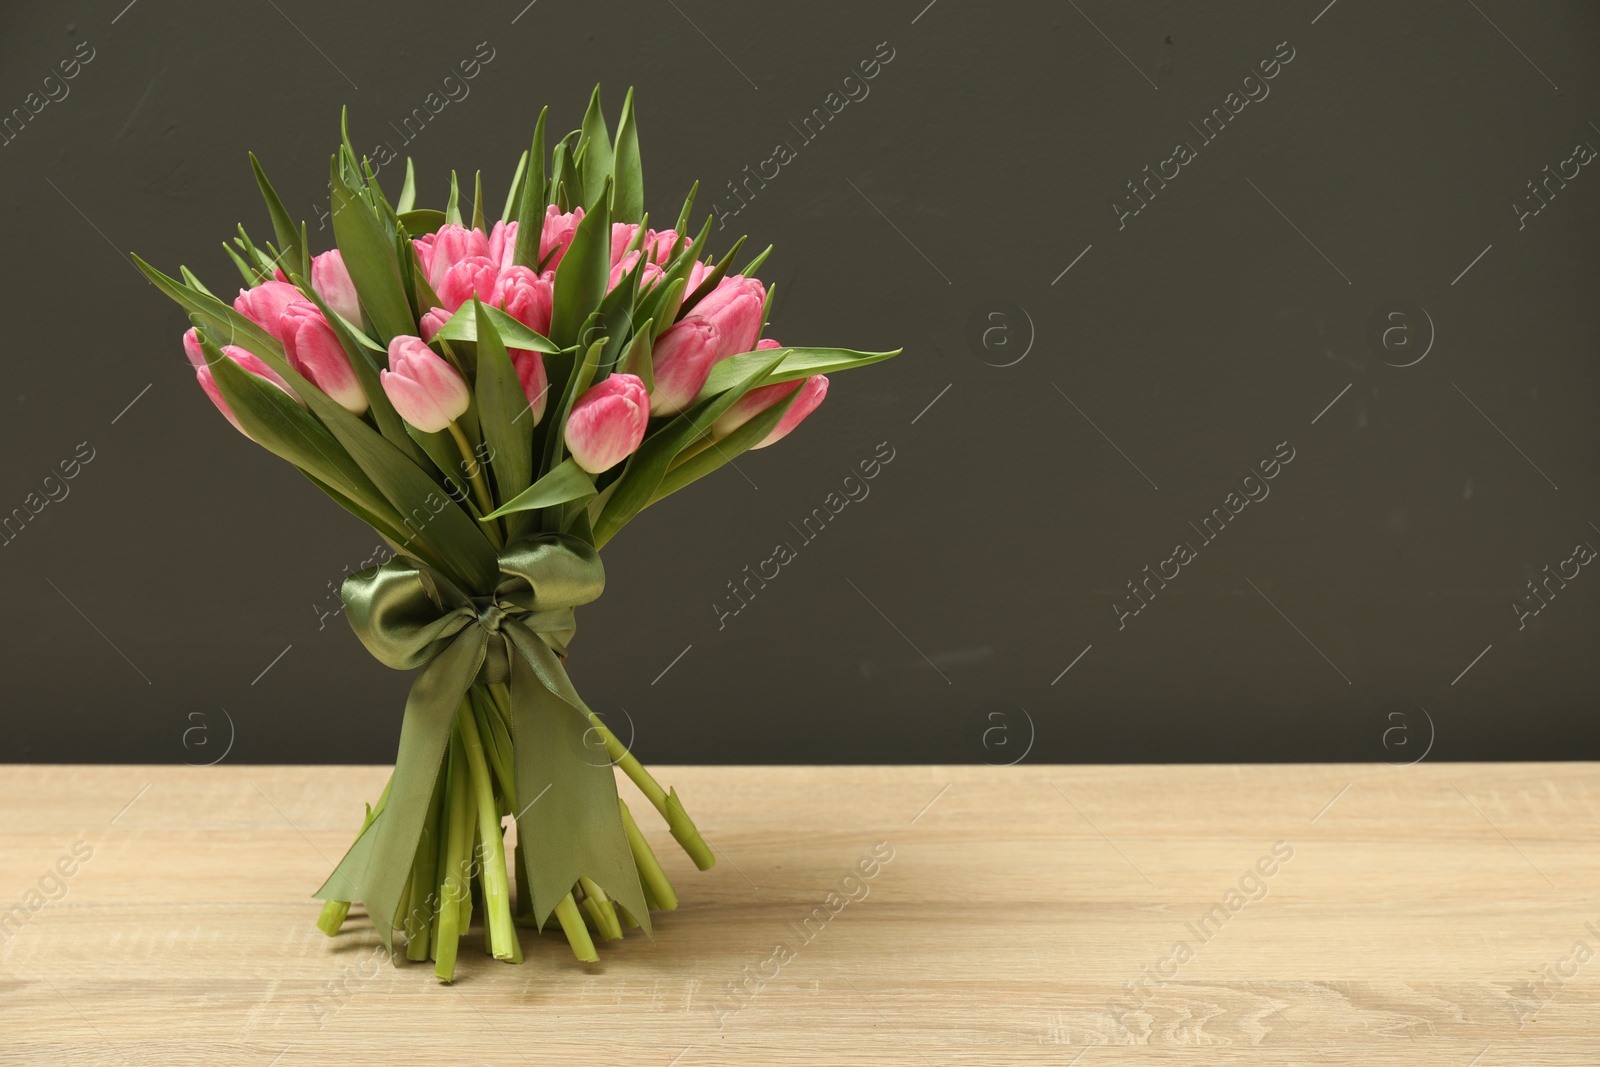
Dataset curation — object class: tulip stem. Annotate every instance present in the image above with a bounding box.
[584,709,716,871]
[456,698,518,962]
[446,420,502,547]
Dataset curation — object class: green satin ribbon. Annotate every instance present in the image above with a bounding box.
[314,533,650,951]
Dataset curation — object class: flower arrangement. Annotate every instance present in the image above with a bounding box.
[134,87,897,979]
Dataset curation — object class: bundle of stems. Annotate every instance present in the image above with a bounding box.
[315,683,710,980]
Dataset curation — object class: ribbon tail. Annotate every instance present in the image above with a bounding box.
[503,621,650,936]
[314,815,380,903]
[315,627,488,951]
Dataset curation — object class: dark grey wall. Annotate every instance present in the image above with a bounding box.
[3,1,1597,765]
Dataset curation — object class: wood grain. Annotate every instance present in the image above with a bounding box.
[1,763,1596,1065]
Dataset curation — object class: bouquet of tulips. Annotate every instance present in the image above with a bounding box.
[134,87,897,979]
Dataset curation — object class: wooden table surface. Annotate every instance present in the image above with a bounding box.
[1,763,1596,1066]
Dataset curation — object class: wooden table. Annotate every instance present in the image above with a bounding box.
[2,764,1595,1065]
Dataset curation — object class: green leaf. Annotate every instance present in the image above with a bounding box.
[480,457,595,519]
[513,108,550,269]
[673,181,699,240]
[135,254,284,357]
[651,387,800,503]
[471,171,486,235]
[435,303,559,353]
[181,267,218,300]
[593,350,787,545]
[233,225,274,277]
[250,153,304,279]
[331,157,416,343]
[611,87,644,224]
[617,319,653,392]
[471,298,535,511]
[446,171,463,227]
[300,469,414,557]
[548,178,612,348]
[741,243,773,278]
[592,248,647,368]
[397,209,447,236]
[644,278,685,341]
[222,245,258,288]
[698,346,902,400]
[579,87,614,210]
[501,149,528,223]
[548,131,580,214]
[396,158,417,214]
[324,407,499,593]
[199,334,406,536]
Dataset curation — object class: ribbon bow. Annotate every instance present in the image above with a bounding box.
[314,533,648,950]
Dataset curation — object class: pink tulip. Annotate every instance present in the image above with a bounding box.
[193,343,302,434]
[608,224,684,266]
[310,249,361,324]
[280,300,367,415]
[644,228,687,264]
[540,204,584,269]
[233,280,305,344]
[511,350,549,426]
[710,339,784,437]
[419,306,451,344]
[380,336,470,433]
[487,219,518,270]
[685,258,718,296]
[711,346,826,446]
[436,255,501,312]
[490,266,554,337]
[753,375,827,448]
[414,224,491,293]
[610,223,641,266]
[648,316,722,416]
[693,275,766,358]
[607,251,664,294]
[182,328,208,370]
[564,374,649,474]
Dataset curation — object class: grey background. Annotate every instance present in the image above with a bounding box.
[2,0,1596,765]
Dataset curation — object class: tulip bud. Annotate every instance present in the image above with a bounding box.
[540,204,584,270]
[753,375,827,448]
[310,249,361,324]
[182,328,207,370]
[233,280,305,344]
[685,258,718,296]
[415,223,491,292]
[709,338,784,435]
[645,228,687,264]
[436,255,501,312]
[380,336,470,433]
[194,344,302,435]
[610,223,641,266]
[419,306,451,344]
[648,316,722,416]
[490,265,554,337]
[487,219,518,270]
[564,374,650,474]
[280,300,368,415]
[694,276,766,358]
[511,350,549,426]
